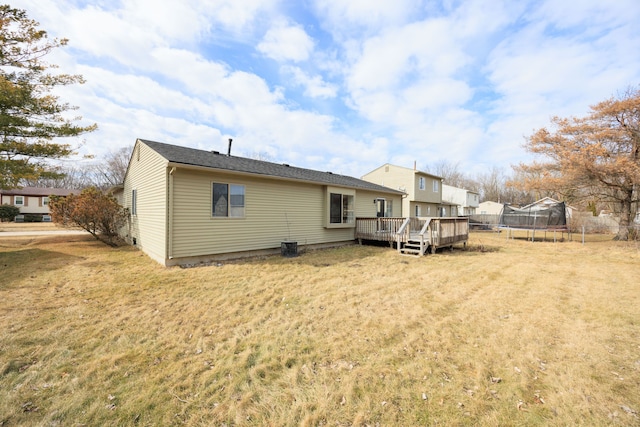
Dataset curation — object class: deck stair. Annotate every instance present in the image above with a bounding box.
[400,238,426,256]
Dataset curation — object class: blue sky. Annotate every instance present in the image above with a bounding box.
[12,0,640,179]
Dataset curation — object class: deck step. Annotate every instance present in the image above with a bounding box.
[400,248,421,255]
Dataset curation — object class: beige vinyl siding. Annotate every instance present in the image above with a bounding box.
[363,164,443,216]
[362,164,414,216]
[170,169,356,258]
[123,141,168,264]
[354,190,402,217]
[362,165,413,196]
[410,202,439,217]
[15,196,48,214]
[415,174,442,204]
[1,195,46,214]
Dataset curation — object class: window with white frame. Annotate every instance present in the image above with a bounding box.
[418,176,425,190]
[433,180,439,192]
[42,196,49,206]
[330,192,354,224]
[212,183,245,217]
[15,195,24,206]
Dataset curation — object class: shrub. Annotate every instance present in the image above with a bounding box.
[49,187,128,246]
[0,204,20,222]
[24,214,42,222]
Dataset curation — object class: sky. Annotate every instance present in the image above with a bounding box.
[11,0,640,179]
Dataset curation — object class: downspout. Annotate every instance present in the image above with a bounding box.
[167,166,176,261]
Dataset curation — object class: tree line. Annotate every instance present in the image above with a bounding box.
[423,161,541,206]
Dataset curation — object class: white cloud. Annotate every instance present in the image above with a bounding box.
[7,0,640,180]
[313,0,422,38]
[200,0,280,35]
[257,23,315,62]
[281,66,338,98]
[346,17,470,99]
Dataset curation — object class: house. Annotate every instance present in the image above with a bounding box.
[120,139,404,266]
[522,197,575,219]
[361,164,443,217]
[442,184,479,216]
[478,201,504,215]
[0,187,76,219]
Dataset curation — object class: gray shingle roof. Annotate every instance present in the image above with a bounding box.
[140,139,403,194]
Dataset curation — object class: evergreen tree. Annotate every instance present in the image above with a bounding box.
[0,5,97,189]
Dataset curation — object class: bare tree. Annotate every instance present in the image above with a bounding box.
[92,146,133,188]
[424,160,479,191]
[20,163,96,189]
[475,166,505,203]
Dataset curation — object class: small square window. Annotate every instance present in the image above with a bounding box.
[15,196,24,206]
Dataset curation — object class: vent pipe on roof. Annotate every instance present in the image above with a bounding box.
[227,138,233,156]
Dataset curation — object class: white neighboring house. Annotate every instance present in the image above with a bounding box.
[442,184,479,216]
[478,201,504,215]
[522,197,575,220]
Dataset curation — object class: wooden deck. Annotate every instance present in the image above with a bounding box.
[355,217,469,256]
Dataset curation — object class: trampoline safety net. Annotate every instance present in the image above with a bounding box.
[499,202,568,230]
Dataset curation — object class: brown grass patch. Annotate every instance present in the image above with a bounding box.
[1,233,639,426]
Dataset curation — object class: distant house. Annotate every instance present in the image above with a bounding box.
[478,201,504,215]
[120,139,403,266]
[362,164,444,217]
[0,187,75,218]
[522,197,575,219]
[442,184,479,216]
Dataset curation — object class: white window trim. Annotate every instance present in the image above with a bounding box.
[211,182,245,218]
[325,186,355,228]
[14,195,24,206]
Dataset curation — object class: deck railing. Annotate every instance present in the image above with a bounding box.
[435,217,470,246]
[354,217,405,243]
[356,217,470,253]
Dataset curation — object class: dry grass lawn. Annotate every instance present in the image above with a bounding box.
[1,231,639,426]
